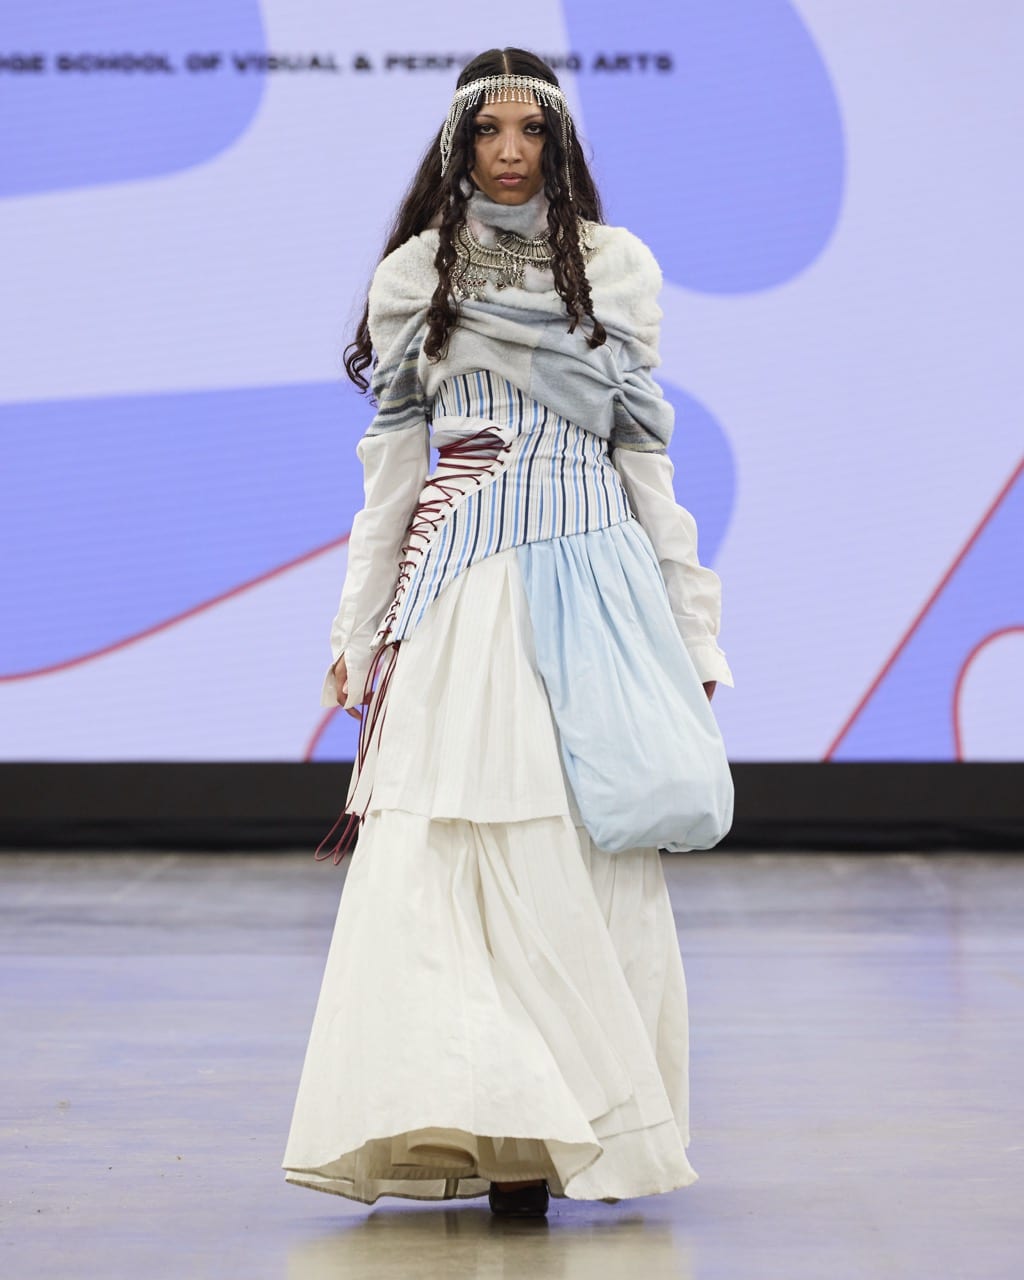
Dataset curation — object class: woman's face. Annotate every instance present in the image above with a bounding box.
[470,98,547,205]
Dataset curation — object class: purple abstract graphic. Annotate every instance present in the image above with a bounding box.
[0,383,368,675]
[0,1,265,196]
[564,0,845,292]
[309,701,361,762]
[829,461,1024,760]
[562,0,845,724]
[660,379,737,566]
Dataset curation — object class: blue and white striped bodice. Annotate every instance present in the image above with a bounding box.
[375,371,633,646]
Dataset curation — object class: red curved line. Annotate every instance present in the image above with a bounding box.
[304,707,340,762]
[0,532,350,683]
[951,625,1024,760]
[824,455,1024,760]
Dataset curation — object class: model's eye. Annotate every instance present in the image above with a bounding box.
[473,124,497,135]
[525,123,547,135]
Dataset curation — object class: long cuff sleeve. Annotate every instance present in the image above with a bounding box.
[320,425,429,708]
[612,447,735,688]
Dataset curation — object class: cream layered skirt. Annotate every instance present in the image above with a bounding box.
[282,537,699,1204]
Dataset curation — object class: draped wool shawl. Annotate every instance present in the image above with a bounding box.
[362,220,675,452]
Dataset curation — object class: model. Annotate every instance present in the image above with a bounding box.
[282,46,734,1218]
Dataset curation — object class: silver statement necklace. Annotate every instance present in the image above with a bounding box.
[451,218,595,301]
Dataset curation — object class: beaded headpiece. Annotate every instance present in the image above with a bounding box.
[439,73,576,201]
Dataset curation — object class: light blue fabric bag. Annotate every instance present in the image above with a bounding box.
[517,520,734,854]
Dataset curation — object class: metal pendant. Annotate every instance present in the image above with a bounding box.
[451,220,594,301]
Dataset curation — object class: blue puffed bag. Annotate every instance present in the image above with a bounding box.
[517,520,734,854]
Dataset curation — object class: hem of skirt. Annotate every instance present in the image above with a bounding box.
[284,1171,490,1206]
[282,1118,697,1206]
[564,1163,699,1202]
[283,1166,698,1205]
[362,801,578,827]
[281,1132,600,1203]
[358,808,667,858]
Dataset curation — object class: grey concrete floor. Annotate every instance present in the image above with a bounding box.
[1,850,1021,1279]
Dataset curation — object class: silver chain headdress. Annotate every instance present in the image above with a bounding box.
[439,73,576,202]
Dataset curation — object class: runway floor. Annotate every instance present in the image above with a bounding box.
[2,849,1021,1279]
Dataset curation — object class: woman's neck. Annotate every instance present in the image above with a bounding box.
[466,188,549,243]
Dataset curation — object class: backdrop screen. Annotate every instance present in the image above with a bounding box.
[1,1,1021,762]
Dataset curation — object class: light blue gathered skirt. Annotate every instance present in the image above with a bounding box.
[518,518,734,854]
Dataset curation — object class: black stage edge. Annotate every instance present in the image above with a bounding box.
[0,763,1021,851]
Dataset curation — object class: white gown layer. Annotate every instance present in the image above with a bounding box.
[282,547,699,1203]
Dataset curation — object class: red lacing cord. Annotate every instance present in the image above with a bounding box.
[374,426,512,644]
[313,641,400,865]
[314,425,512,866]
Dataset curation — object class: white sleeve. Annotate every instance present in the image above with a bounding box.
[612,447,734,688]
[320,426,429,708]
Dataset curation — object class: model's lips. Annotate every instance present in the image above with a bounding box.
[496,174,526,184]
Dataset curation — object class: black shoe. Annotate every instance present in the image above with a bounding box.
[488,1180,549,1218]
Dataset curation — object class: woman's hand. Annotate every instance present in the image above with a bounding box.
[703,681,717,702]
[331,654,366,721]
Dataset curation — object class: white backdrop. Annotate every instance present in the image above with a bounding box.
[1,0,1021,762]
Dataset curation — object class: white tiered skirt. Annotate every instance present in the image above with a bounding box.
[282,536,699,1204]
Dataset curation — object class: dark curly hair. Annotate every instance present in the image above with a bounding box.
[344,48,607,392]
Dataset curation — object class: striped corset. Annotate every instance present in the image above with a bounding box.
[374,370,632,647]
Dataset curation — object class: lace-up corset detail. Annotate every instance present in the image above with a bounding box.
[374,370,632,647]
